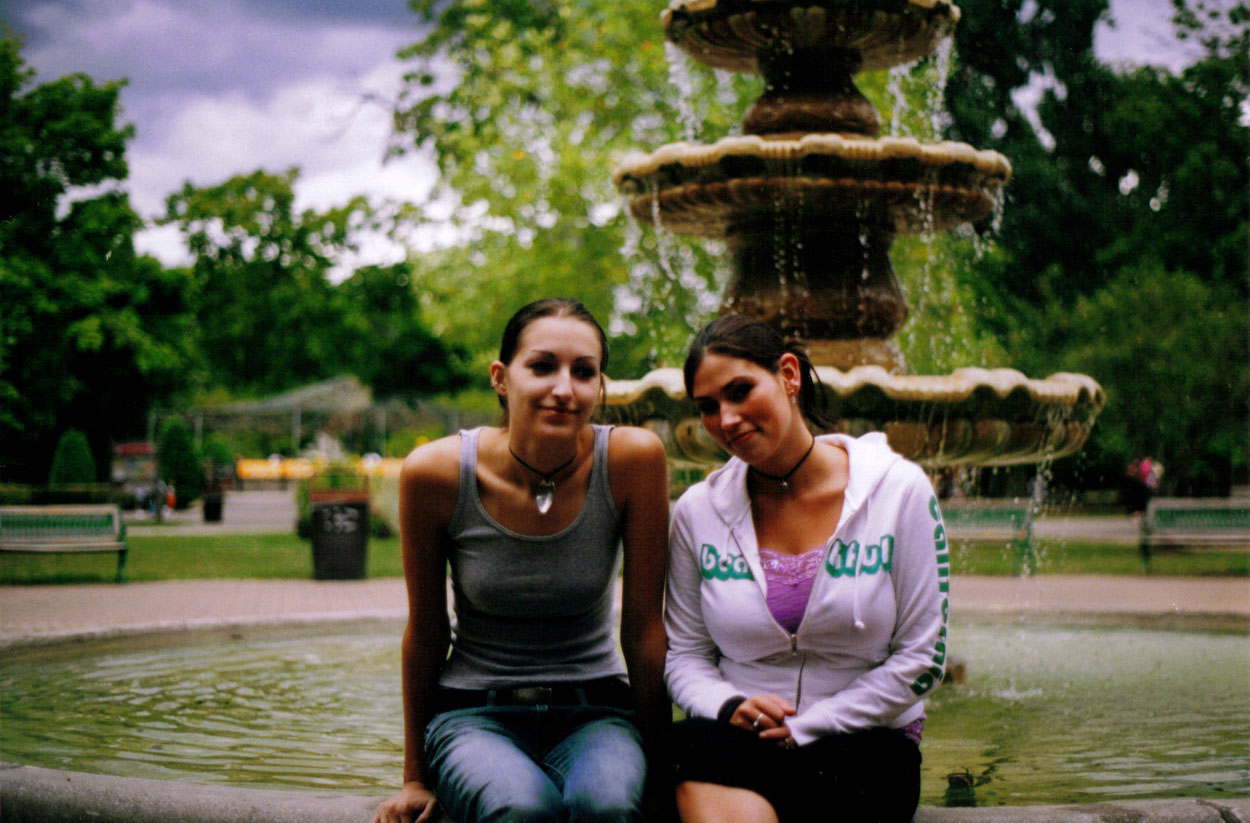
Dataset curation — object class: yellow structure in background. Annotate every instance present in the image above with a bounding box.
[235,456,404,482]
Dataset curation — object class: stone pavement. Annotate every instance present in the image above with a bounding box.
[2,573,1247,652]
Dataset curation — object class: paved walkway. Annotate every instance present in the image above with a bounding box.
[2,573,1248,651]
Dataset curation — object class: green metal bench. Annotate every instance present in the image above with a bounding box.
[0,504,129,582]
[1139,498,1250,571]
[941,500,1036,575]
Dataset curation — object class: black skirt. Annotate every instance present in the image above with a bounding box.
[671,717,921,823]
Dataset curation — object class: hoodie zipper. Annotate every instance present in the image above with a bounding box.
[790,634,806,708]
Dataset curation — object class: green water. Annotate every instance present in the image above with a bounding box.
[2,621,1247,805]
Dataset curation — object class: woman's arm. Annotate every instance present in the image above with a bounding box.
[786,464,948,745]
[609,428,672,806]
[373,439,458,823]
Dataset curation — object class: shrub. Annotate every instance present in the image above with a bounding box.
[158,419,204,508]
[48,430,97,484]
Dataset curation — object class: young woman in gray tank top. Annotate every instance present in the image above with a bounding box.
[373,298,671,823]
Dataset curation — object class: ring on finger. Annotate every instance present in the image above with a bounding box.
[752,712,765,730]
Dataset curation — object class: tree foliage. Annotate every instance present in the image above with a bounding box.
[162,168,471,401]
[942,0,1249,493]
[393,0,742,374]
[163,169,368,395]
[0,37,197,482]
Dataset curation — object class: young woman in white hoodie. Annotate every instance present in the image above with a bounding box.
[666,315,950,823]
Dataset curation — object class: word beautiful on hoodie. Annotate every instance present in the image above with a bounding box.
[699,534,897,582]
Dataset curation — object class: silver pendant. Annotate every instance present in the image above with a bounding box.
[779,481,790,492]
[535,481,555,515]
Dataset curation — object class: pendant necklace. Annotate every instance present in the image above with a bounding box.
[509,446,577,515]
[750,436,816,493]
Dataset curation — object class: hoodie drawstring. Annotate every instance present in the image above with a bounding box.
[851,497,867,630]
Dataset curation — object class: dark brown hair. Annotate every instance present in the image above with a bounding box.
[497,298,608,414]
[683,314,835,431]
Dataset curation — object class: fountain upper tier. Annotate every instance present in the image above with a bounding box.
[661,0,960,74]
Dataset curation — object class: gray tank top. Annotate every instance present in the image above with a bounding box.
[438,425,627,688]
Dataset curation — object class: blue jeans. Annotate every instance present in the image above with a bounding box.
[425,704,645,823]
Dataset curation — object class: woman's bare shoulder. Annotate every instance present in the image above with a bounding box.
[400,433,463,491]
[607,424,667,466]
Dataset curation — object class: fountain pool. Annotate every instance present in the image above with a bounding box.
[3,619,1246,807]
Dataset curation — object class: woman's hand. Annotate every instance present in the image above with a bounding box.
[731,693,797,747]
[372,781,439,823]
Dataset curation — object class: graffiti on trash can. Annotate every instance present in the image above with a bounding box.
[319,505,361,533]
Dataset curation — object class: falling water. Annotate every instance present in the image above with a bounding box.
[664,42,702,142]
[887,61,917,137]
[927,37,955,140]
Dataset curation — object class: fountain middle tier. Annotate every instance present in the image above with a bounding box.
[613,134,1011,236]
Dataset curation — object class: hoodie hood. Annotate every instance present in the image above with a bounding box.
[703,430,906,532]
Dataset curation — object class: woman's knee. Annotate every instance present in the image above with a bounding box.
[675,781,779,823]
[564,789,640,823]
[477,792,563,823]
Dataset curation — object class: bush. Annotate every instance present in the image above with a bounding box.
[48,430,96,484]
[158,419,204,508]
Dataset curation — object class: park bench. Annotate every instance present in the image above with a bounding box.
[1139,498,1250,570]
[941,499,1036,575]
[0,504,129,582]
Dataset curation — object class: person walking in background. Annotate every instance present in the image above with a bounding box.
[665,315,949,823]
[372,298,671,823]
[1125,456,1163,515]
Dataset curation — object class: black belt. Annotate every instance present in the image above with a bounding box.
[434,677,632,712]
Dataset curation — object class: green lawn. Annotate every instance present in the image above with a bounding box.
[1,533,1245,585]
[951,538,1250,577]
[0,533,404,585]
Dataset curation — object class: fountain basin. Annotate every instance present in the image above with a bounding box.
[2,618,1246,807]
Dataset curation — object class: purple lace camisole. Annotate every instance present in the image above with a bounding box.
[759,545,925,745]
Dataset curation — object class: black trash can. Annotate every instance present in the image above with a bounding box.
[309,498,369,580]
[202,491,224,522]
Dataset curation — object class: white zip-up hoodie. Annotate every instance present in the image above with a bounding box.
[665,432,949,746]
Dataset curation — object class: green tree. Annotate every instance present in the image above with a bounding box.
[941,0,1249,492]
[335,263,471,401]
[0,37,197,482]
[48,429,97,484]
[163,170,469,401]
[393,0,736,374]
[1038,265,1247,494]
[157,418,203,508]
[163,169,367,395]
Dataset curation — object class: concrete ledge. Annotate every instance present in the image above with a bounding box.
[3,764,1247,823]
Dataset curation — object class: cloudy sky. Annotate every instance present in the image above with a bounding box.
[9,0,1193,270]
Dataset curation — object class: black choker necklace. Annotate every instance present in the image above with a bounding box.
[509,446,576,514]
[750,437,816,493]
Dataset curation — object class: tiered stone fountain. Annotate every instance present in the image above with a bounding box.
[601,0,1104,469]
